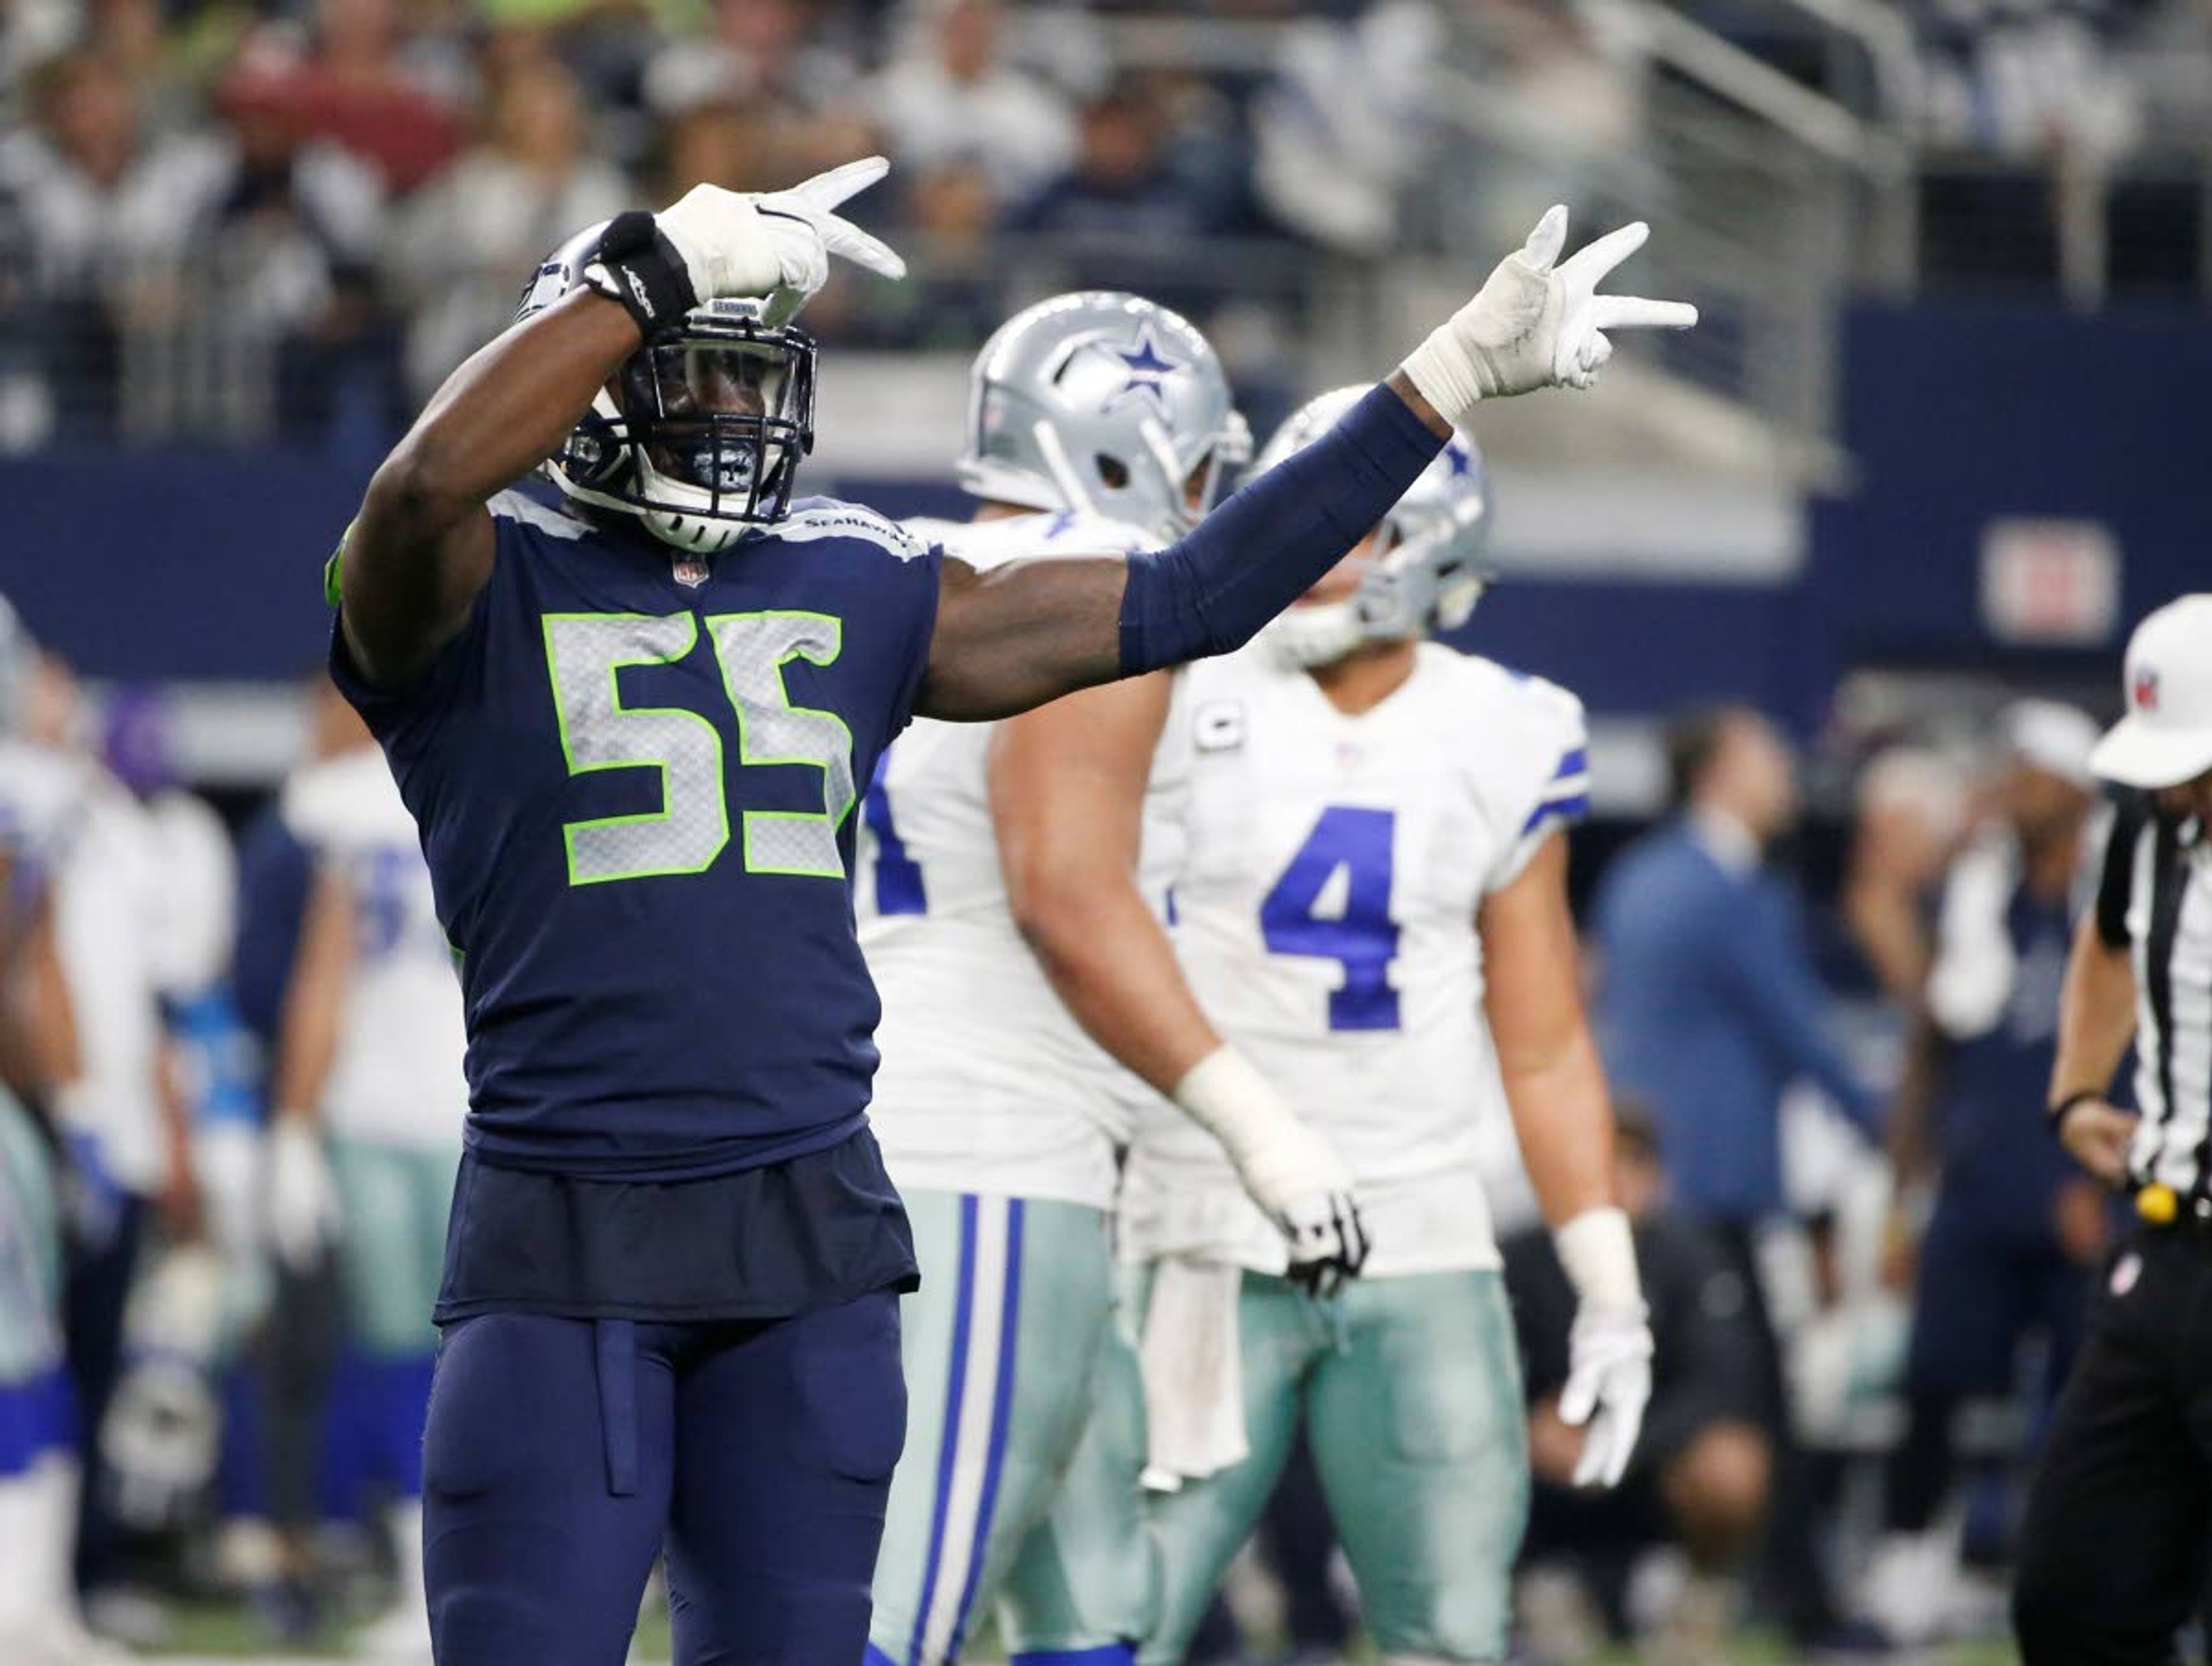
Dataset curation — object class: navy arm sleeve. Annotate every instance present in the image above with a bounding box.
[1118,384,1442,675]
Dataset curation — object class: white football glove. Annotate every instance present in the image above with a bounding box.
[1400,206,1698,423]
[266,1119,342,1273]
[1172,1046,1370,1297]
[1554,1207,1655,1489]
[657,156,907,325]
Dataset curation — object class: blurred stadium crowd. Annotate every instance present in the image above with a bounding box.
[1,0,2210,453]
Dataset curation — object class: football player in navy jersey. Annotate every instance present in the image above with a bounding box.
[325,158,1695,1665]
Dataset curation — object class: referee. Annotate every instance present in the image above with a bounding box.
[2014,594,2212,1664]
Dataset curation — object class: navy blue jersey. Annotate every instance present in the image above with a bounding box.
[331,485,942,1182]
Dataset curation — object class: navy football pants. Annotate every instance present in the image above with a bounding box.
[422,1292,907,1665]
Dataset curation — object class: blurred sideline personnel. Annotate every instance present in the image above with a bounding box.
[857,295,1368,1666]
[1592,708,1881,1649]
[220,675,363,1640]
[267,699,467,1656]
[1505,1106,1771,1660]
[0,599,123,1664]
[35,677,224,1606]
[2014,595,2212,1664]
[1867,701,2104,1643]
[323,149,1696,1663]
[1120,388,1654,1666]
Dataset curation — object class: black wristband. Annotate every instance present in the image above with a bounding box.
[579,210,697,339]
[2047,1089,2103,1137]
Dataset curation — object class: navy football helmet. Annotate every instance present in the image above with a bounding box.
[517,222,818,555]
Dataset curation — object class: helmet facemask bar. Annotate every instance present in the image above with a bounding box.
[1143,408,1252,534]
[550,311,818,553]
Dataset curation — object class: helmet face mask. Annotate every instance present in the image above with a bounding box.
[1253,386,1493,671]
[521,224,818,556]
[959,293,1248,539]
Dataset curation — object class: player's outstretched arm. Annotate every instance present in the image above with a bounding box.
[989,677,1368,1292]
[1482,832,1652,1487]
[340,160,906,689]
[918,208,1695,722]
[918,373,1444,720]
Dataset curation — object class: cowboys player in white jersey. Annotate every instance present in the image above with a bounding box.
[0,601,123,1664]
[857,294,1366,1666]
[267,701,468,1657]
[1113,389,1655,1666]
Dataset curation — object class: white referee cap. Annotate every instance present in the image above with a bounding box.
[2092,594,2212,789]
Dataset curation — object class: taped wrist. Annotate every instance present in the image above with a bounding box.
[1118,384,1442,677]
[579,210,697,339]
[1554,1207,1644,1311]
[1172,1045,1343,1202]
[1401,312,1503,421]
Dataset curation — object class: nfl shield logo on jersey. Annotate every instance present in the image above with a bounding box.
[672,556,710,589]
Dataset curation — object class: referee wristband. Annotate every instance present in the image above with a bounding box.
[2046,1089,2103,1137]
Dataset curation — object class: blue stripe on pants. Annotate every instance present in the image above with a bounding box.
[909,1194,979,1666]
[947,1198,1024,1659]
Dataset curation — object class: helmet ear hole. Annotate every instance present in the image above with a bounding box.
[1095,454,1130,489]
[558,411,627,489]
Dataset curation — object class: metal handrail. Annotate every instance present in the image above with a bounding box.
[1636,3,1910,181]
[1764,0,1926,125]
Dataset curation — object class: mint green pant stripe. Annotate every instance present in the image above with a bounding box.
[0,1094,62,1384]
[874,1191,1145,1665]
[1138,1269,1529,1665]
[328,1139,456,1357]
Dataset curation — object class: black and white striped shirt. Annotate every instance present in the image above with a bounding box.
[2096,797,2212,1198]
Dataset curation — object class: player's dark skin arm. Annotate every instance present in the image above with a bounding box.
[343,291,645,689]
[916,371,1452,721]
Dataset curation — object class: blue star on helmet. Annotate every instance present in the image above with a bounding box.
[1442,441,1474,476]
[1104,327,1183,415]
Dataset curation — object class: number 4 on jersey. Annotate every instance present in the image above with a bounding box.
[1259,805,1401,1031]
[862,750,926,916]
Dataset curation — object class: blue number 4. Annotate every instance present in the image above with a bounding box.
[863,751,927,916]
[1259,806,1400,1031]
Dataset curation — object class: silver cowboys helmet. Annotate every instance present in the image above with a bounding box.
[1253,385,1492,670]
[517,222,817,557]
[958,291,1249,536]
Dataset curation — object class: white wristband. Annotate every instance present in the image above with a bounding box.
[1554,1207,1643,1311]
[1399,324,1498,426]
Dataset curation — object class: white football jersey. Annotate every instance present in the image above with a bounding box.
[282,747,466,1151]
[856,510,1187,1209]
[0,738,84,902]
[54,775,171,1191]
[1120,641,1589,1277]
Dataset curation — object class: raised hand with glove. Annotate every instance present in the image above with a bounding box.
[577,157,907,336]
[1400,205,1697,420]
[1173,1045,1370,1298]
